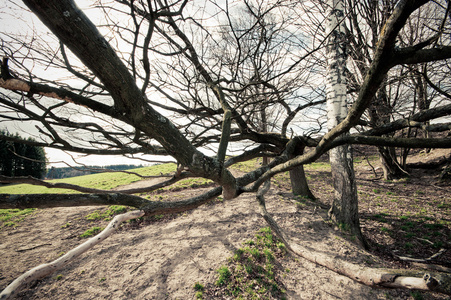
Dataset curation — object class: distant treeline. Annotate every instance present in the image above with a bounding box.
[0,131,47,179]
[46,164,144,179]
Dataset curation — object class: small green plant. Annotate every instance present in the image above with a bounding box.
[277,242,286,253]
[245,264,253,274]
[245,239,255,246]
[99,277,106,283]
[249,248,261,259]
[433,241,443,249]
[380,227,389,233]
[234,248,244,261]
[80,226,104,238]
[410,291,424,300]
[55,274,63,281]
[193,282,204,291]
[425,223,444,230]
[338,222,351,232]
[194,281,204,297]
[61,222,71,228]
[264,249,274,261]
[108,205,127,214]
[3,221,17,227]
[259,227,271,234]
[85,211,102,221]
[404,242,413,249]
[153,214,164,220]
[216,266,231,286]
[372,213,388,223]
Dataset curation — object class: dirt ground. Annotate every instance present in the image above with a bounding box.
[0,149,450,299]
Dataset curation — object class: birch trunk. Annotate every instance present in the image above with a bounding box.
[325,0,366,247]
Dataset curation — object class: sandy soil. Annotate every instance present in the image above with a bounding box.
[0,149,450,299]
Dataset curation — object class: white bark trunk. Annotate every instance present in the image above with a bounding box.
[325,0,365,246]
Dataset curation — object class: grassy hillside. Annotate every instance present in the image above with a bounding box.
[0,159,332,194]
[0,163,177,194]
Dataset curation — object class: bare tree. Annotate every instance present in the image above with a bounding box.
[147,0,323,197]
[1,0,451,298]
[345,0,451,179]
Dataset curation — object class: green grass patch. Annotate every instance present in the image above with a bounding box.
[404,232,415,238]
[0,208,36,228]
[80,226,104,238]
[380,227,390,233]
[436,202,449,209]
[168,177,213,190]
[304,161,331,171]
[404,242,414,249]
[424,223,444,230]
[193,282,204,291]
[85,205,127,221]
[229,158,259,173]
[216,266,232,286]
[204,227,287,299]
[372,213,389,223]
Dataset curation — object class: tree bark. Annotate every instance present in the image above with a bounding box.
[288,145,315,199]
[289,165,315,199]
[325,0,366,247]
[378,146,407,180]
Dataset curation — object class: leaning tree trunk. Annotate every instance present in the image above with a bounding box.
[290,164,315,199]
[369,84,407,180]
[325,0,366,247]
[288,145,315,199]
[378,145,407,180]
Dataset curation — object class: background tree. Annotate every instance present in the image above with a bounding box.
[345,0,451,179]
[0,131,46,178]
[143,0,323,198]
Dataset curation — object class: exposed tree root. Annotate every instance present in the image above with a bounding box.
[393,248,447,263]
[0,210,145,300]
[255,184,451,296]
